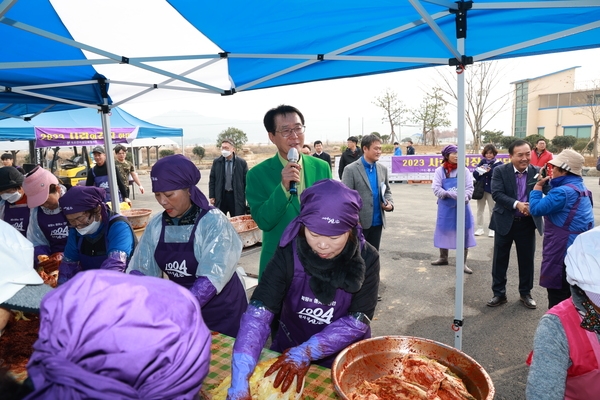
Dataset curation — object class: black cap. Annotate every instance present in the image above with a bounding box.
[0,166,24,191]
[92,146,105,154]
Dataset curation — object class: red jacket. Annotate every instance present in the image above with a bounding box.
[531,149,553,167]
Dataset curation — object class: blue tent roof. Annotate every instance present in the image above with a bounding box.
[0,107,182,142]
[168,0,600,92]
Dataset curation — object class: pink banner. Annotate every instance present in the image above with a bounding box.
[391,154,510,174]
[34,127,138,148]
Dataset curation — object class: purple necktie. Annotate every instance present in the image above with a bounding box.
[515,170,527,217]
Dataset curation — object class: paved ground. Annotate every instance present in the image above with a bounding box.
[130,171,600,400]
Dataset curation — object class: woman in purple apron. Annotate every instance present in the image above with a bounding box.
[126,154,246,339]
[431,145,477,274]
[57,186,136,285]
[228,179,380,399]
[530,149,594,309]
[0,166,30,237]
[23,166,69,267]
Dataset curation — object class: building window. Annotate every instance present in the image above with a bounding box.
[514,82,528,138]
[563,126,592,138]
[537,127,545,136]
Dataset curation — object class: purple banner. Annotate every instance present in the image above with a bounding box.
[391,154,510,174]
[34,127,138,148]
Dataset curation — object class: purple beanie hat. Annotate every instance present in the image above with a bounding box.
[441,144,458,159]
[151,154,210,210]
[26,270,211,399]
[280,179,364,247]
[60,186,106,215]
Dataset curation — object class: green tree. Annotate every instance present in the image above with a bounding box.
[481,129,505,147]
[216,127,248,152]
[499,136,519,149]
[411,87,451,146]
[573,138,594,154]
[372,88,407,144]
[380,134,391,144]
[159,149,175,158]
[192,146,205,160]
[551,135,577,152]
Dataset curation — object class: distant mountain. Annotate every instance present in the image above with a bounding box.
[145,110,268,146]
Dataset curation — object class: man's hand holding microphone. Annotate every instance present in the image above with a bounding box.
[283,147,301,195]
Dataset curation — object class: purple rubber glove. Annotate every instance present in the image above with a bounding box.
[189,276,218,308]
[99,251,128,273]
[34,245,51,268]
[265,315,369,393]
[57,259,81,285]
[227,302,273,400]
[129,270,145,277]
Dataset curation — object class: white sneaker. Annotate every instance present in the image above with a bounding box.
[474,229,484,236]
[488,230,495,237]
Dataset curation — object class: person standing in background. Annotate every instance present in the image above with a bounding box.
[301,144,312,155]
[114,144,144,198]
[406,139,416,155]
[393,142,403,156]
[342,134,394,251]
[85,146,130,206]
[209,139,248,217]
[338,136,362,179]
[473,144,501,237]
[1,153,25,174]
[531,138,553,168]
[0,166,30,236]
[246,104,331,280]
[312,140,331,166]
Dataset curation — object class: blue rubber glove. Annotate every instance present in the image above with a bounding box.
[227,302,273,400]
[99,251,128,273]
[265,315,369,393]
[57,258,81,285]
[189,276,217,308]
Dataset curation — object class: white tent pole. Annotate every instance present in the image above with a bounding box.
[100,104,120,214]
[454,38,466,350]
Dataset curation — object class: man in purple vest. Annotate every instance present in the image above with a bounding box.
[0,166,30,236]
[228,179,380,398]
[85,146,130,205]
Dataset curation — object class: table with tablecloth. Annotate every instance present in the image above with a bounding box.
[201,332,339,399]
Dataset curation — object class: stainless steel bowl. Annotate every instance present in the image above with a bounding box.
[331,336,494,400]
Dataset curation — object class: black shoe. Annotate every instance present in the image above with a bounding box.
[520,294,537,309]
[487,296,507,307]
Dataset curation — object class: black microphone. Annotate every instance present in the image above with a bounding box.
[287,147,299,195]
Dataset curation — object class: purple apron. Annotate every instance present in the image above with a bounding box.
[271,240,370,368]
[540,185,593,289]
[37,209,69,253]
[434,176,476,249]
[153,211,246,338]
[3,201,30,237]
[77,215,125,271]
[92,168,122,203]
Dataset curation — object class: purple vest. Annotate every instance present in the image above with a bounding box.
[76,215,126,271]
[3,200,30,237]
[271,240,370,368]
[92,168,122,203]
[153,211,246,338]
[540,185,593,289]
[433,176,476,249]
[37,208,69,253]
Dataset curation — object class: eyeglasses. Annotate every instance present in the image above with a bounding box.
[276,125,305,138]
[67,214,93,229]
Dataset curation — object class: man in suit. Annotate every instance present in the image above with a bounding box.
[209,138,248,217]
[338,136,362,179]
[342,134,394,251]
[488,139,544,309]
[246,105,332,280]
[312,140,332,166]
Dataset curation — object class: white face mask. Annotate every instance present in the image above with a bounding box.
[76,218,101,236]
[1,191,22,204]
[221,150,232,158]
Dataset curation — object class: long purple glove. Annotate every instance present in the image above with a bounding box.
[34,245,51,267]
[265,315,369,393]
[227,302,274,400]
[57,258,81,285]
[99,251,128,273]
[189,276,218,308]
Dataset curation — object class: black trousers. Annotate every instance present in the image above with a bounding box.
[219,191,237,217]
[547,263,571,309]
[491,217,536,297]
[363,225,383,251]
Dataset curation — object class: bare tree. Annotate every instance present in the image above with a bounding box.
[411,87,451,146]
[372,88,406,144]
[437,61,511,151]
[572,82,600,158]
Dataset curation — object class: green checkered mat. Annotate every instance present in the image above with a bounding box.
[202,332,339,399]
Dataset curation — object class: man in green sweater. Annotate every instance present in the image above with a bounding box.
[246,105,332,280]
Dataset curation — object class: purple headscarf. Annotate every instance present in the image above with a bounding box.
[280,179,364,247]
[441,144,458,159]
[60,186,106,215]
[25,270,211,400]
[151,154,210,210]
